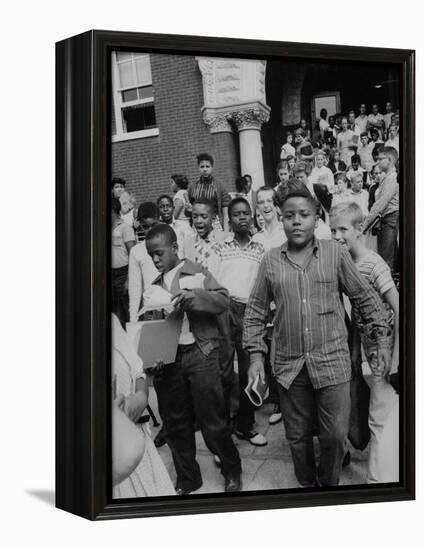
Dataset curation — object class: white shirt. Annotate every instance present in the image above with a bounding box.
[216,237,265,303]
[385,136,399,153]
[252,222,287,251]
[128,241,160,322]
[355,115,368,134]
[163,262,195,345]
[310,166,334,192]
[319,118,329,136]
[348,189,369,217]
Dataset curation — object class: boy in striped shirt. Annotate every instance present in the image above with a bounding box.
[330,202,399,483]
[243,190,391,487]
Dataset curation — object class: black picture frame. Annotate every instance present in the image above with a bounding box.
[56,29,415,521]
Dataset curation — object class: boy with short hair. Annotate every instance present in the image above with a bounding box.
[216,197,267,446]
[243,190,391,487]
[146,224,242,493]
[347,173,369,217]
[188,153,230,232]
[364,147,399,276]
[358,132,374,173]
[128,202,161,322]
[329,201,399,482]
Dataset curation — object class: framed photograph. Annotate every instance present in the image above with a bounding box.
[56,30,415,520]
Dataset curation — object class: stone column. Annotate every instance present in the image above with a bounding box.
[232,104,270,191]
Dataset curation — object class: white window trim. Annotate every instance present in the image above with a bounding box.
[111,51,158,142]
[111,128,159,142]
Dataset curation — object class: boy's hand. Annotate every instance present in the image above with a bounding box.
[114,393,125,410]
[124,392,146,423]
[377,347,392,376]
[248,358,265,385]
[172,289,194,310]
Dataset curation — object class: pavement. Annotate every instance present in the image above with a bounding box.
[147,373,370,494]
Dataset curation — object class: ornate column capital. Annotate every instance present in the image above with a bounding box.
[202,108,233,134]
[231,102,271,131]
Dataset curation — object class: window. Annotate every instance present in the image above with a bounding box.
[111,52,159,141]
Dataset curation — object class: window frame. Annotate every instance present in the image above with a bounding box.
[111,51,159,142]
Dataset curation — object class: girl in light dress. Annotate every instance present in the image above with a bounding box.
[280,132,296,160]
[170,174,192,231]
[112,314,176,498]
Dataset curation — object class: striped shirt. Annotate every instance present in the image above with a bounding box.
[353,250,395,340]
[216,236,265,303]
[188,176,230,219]
[243,239,391,390]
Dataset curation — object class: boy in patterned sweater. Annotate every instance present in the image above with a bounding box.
[330,201,399,483]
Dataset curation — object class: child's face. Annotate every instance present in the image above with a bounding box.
[372,166,383,184]
[158,197,173,222]
[335,178,347,194]
[244,176,252,192]
[288,158,295,169]
[385,102,392,113]
[333,151,340,162]
[192,203,214,237]
[287,134,293,144]
[371,131,379,142]
[361,135,368,146]
[199,160,213,177]
[330,215,361,252]
[348,113,355,125]
[256,189,278,223]
[281,197,318,248]
[341,119,348,131]
[120,194,132,214]
[377,152,391,173]
[137,217,157,239]
[294,171,308,186]
[230,201,251,235]
[278,168,289,183]
[112,183,125,198]
[351,159,360,170]
[351,176,363,194]
[389,125,398,139]
[255,209,265,230]
[146,234,179,273]
[316,155,325,168]
[170,179,178,193]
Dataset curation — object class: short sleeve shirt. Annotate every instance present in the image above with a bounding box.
[112,220,135,268]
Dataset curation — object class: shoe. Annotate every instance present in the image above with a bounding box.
[154,428,167,448]
[234,429,267,447]
[175,479,203,496]
[268,404,282,425]
[342,450,351,468]
[225,473,242,492]
[213,455,221,466]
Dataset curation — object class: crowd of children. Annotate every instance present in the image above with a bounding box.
[111,101,400,496]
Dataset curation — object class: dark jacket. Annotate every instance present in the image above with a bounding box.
[152,259,229,356]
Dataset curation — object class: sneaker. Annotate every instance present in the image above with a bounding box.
[234,429,267,447]
[268,404,282,425]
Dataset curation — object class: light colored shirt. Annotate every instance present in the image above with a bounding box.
[242,239,391,390]
[280,143,296,159]
[358,142,375,171]
[310,166,334,192]
[385,136,399,153]
[252,222,287,251]
[216,236,265,303]
[367,113,385,139]
[183,230,223,277]
[128,241,160,322]
[348,189,369,217]
[319,118,329,137]
[112,220,135,269]
[364,168,399,225]
[355,114,368,134]
[173,189,190,222]
[163,262,195,345]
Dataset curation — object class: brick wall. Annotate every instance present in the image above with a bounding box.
[111,54,240,205]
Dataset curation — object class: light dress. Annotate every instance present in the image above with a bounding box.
[112,315,176,498]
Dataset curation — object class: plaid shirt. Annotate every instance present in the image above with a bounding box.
[243,239,391,389]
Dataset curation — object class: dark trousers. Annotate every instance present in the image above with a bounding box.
[111,265,129,328]
[377,211,399,277]
[278,366,350,487]
[228,300,256,434]
[154,343,241,491]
